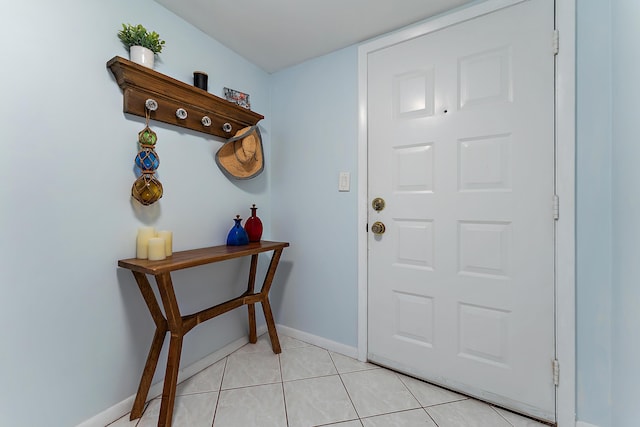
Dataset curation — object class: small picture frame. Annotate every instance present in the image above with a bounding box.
[224,87,251,109]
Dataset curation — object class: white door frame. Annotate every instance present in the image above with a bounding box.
[356,0,576,425]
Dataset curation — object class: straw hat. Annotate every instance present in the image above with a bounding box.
[215,126,264,179]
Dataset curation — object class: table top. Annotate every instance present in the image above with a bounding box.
[118,240,289,275]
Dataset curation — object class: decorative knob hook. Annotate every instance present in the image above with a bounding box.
[201,116,212,127]
[145,99,158,111]
[176,108,188,120]
[222,123,232,133]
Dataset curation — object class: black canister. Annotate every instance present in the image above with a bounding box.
[193,71,208,91]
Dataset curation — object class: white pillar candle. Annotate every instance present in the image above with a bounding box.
[157,230,173,256]
[136,226,156,259]
[147,237,166,261]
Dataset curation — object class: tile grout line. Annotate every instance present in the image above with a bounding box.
[278,351,291,427]
[360,407,440,425]
[209,355,228,427]
[491,405,516,427]
[425,408,441,427]
[330,351,364,423]
[394,373,442,426]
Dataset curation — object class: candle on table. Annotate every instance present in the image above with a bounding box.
[157,230,173,256]
[136,226,156,259]
[147,237,166,261]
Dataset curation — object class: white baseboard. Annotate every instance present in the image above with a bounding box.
[576,422,600,427]
[76,326,267,427]
[77,324,357,427]
[275,324,359,359]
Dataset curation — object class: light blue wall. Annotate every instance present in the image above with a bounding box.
[270,46,359,347]
[576,2,613,426]
[611,0,640,425]
[0,1,271,426]
[577,0,640,426]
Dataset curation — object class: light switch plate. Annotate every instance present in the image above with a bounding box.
[339,172,350,192]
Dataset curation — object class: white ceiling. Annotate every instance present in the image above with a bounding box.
[154,0,475,73]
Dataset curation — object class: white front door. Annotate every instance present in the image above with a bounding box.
[367,0,556,421]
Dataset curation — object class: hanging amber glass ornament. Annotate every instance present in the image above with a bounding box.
[132,174,164,205]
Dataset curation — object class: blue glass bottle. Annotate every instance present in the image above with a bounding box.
[226,215,249,246]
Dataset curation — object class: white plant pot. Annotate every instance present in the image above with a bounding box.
[129,46,155,69]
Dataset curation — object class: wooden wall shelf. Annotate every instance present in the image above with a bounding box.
[107,56,264,139]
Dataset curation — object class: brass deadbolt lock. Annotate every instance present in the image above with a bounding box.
[371,221,386,235]
[372,197,385,212]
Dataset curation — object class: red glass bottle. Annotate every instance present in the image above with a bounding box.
[244,204,263,242]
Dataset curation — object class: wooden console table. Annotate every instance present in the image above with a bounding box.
[117,240,289,427]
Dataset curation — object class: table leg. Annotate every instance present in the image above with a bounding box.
[130,272,168,420]
[155,273,184,427]
[158,334,183,427]
[131,327,166,420]
[262,297,281,354]
[260,249,284,354]
[247,254,258,343]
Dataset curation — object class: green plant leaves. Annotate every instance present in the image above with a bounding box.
[117,23,166,54]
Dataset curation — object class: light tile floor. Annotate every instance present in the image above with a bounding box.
[108,334,551,427]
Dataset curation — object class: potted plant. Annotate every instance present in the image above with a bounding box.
[117,23,165,69]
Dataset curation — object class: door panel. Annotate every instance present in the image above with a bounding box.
[367,0,555,420]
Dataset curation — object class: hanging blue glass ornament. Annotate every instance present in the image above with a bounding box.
[135,148,160,171]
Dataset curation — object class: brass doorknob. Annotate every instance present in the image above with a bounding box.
[372,197,386,212]
[371,221,386,235]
